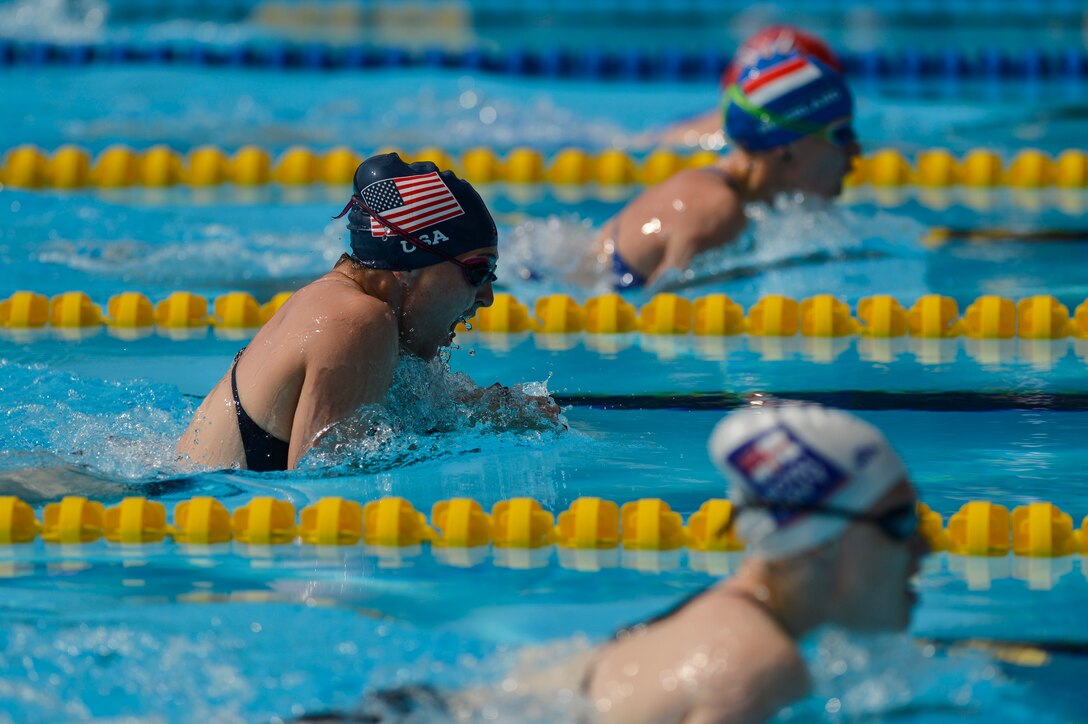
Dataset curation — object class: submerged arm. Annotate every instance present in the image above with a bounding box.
[459,382,564,431]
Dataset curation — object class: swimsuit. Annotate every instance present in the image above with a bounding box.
[612,241,647,290]
[606,219,647,290]
[231,348,290,472]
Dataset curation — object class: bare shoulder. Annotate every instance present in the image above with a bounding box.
[648,167,744,252]
[688,593,810,720]
[288,276,395,340]
[658,169,744,232]
[618,168,738,230]
[667,168,740,204]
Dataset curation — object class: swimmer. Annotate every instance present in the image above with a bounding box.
[599,50,859,289]
[178,153,551,472]
[291,405,926,723]
[660,25,844,147]
[575,403,927,722]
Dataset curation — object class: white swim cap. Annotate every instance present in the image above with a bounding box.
[708,403,907,561]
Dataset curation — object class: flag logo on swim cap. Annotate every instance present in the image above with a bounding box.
[341,153,498,271]
[728,424,846,526]
[361,172,465,238]
[724,51,853,152]
[739,54,824,109]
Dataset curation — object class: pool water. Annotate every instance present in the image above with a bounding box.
[4,66,1088,154]
[3,4,1088,722]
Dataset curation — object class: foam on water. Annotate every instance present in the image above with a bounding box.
[0,360,193,482]
[500,213,615,298]
[0,602,502,722]
[301,355,568,474]
[783,629,1007,720]
[35,223,341,287]
[655,195,927,292]
[0,0,106,43]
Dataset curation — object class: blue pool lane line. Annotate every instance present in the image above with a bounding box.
[1,39,1086,83]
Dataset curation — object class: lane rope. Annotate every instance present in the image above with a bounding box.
[4,290,1085,341]
[3,495,1086,560]
[2,38,1085,83]
[2,144,1086,189]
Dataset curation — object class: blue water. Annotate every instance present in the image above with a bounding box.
[3,63,1088,155]
[3,4,1088,721]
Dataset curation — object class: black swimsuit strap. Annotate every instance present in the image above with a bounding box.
[231,347,291,472]
[230,347,246,409]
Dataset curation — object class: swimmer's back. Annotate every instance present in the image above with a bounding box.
[585,582,808,723]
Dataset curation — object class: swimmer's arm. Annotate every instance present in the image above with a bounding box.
[286,311,399,469]
[460,382,564,429]
[649,194,746,285]
[689,639,809,724]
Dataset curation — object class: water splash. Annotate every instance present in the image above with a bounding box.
[779,628,1015,721]
[417,77,629,152]
[500,214,617,299]
[0,350,564,489]
[300,356,567,473]
[0,0,107,42]
[654,194,927,291]
[0,360,193,484]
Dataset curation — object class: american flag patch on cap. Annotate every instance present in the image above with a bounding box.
[740,54,823,108]
[361,171,465,237]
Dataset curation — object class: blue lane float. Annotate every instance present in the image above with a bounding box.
[2,38,1085,83]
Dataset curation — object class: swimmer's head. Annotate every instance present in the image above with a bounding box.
[340,153,498,271]
[721,25,843,88]
[724,51,854,154]
[709,402,909,561]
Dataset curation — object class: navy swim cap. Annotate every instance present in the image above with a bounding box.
[343,153,497,271]
[724,51,853,152]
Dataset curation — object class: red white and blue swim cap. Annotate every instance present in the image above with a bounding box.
[724,51,854,152]
[721,25,844,88]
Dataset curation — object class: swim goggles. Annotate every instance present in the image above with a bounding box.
[726,501,919,542]
[725,85,857,150]
[334,195,498,288]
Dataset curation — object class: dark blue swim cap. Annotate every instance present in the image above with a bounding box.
[344,153,497,270]
[724,51,853,152]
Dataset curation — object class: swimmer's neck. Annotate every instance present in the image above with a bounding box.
[330,257,407,313]
[719,562,827,640]
[717,152,777,204]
